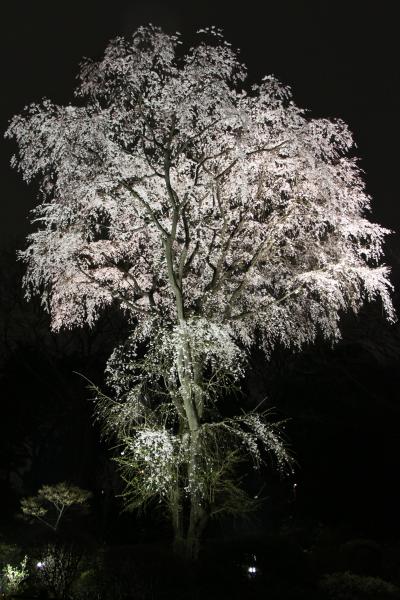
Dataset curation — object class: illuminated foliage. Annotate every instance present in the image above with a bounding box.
[0,556,28,595]
[21,483,91,532]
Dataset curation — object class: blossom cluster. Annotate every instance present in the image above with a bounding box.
[119,428,182,498]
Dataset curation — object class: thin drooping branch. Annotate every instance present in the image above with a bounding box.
[75,262,150,315]
[214,139,290,181]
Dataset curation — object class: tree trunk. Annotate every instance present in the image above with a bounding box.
[171,480,185,555]
[172,319,209,559]
[171,486,208,561]
[181,426,209,560]
[186,494,208,560]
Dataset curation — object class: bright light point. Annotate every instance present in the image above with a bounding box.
[247,566,257,574]
[36,561,45,569]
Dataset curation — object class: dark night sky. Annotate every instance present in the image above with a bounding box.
[1,0,399,253]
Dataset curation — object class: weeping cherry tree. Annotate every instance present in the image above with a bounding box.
[5,26,394,558]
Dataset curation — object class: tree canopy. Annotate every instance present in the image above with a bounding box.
[21,482,91,532]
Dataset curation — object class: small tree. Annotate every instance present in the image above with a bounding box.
[21,483,91,532]
[35,543,82,600]
[0,556,28,596]
[6,26,394,558]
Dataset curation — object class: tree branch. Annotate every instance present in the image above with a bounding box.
[214,139,289,181]
[122,182,170,238]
